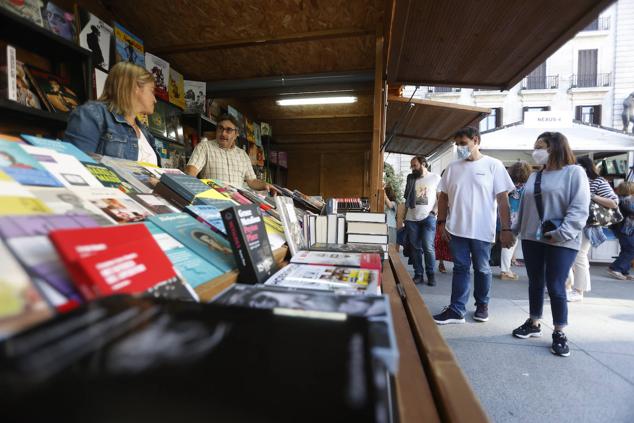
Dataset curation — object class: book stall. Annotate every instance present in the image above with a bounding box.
[0,0,610,422]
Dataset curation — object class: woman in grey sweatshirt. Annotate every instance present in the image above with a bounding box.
[510,132,590,357]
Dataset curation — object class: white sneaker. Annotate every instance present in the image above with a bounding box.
[567,290,583,302]
[607,269,627,281]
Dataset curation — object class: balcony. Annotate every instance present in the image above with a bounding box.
[570,73,612,88]
[521,75,559,90]
[582,16,610,31]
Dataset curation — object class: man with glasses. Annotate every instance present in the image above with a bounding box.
[185,114,274,192]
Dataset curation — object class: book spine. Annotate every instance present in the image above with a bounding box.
[221,208,255,284]
[7,45,16,101]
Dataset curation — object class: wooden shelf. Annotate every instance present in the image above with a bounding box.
[183,113,217,134]
[0,7,91,61]
[0,99,69,129]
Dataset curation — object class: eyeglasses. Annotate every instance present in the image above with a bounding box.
[217,125,237,135]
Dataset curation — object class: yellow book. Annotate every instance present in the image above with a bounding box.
[0,172,52,215]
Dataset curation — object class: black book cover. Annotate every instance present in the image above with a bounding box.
[221,204,278,284]
[0,295,383,422]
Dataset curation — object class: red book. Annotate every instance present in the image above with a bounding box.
[49,224,195,300]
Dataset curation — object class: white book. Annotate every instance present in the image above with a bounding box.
[347,221,388,235]
[347,233,389,244]
[184,80,206,113]
[337,216,346,244]
[316,215,327,243]
[4,45,17,101]
[327,214,337,244]
[309,214,317,246]
[264,263,379,295]
[21,146,103,189]
[345,212,387,223]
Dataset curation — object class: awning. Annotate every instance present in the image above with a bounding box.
[480,121,634,164]
[387,0,615,89]
[384,96,489,156]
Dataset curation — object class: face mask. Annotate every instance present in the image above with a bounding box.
[532,149,549,165]
[456,145,471,160]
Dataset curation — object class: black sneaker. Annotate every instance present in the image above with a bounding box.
[512,318,542,339]
[426,274,436,286]
[433,307,465,325]
[551,331,571,357]
[413,275,424,285]
[473,303,489,322]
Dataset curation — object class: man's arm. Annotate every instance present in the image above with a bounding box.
[246,178,278,195]
[437,192,450,241]
[497,191,514,248]
[185,165,199,177]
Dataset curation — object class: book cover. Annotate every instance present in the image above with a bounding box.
[148,99,167,137]
[347,221,388,235]
[345,212,387,223]
[0,214,100,309]
[168,67,185,109]
[346,234,388,244]
[145,52,169,101]
[21,145,103,189]
[309,242,386,254]
[113,22,144,67]
[275,196,304,256]
[0,140,62,187]
[71,186,152,224]
[153,181,188,210]
[27,66,80,113]
[42,1,75,41]
[290,250,382,270]
[221,205,277,284]
[164,105,184,143]
[148,213,236,273]
[0,45,17,102]
[144,221,224,289]
[129,193,179,215]
[94,68,107,98]
[29,186,116,225]
[81,162,126,189]
[15,61,45,110]
[0,171,52,215]
[264,264,379,294]
[185,205,227,236]
[0,0,44,26]
[160,173,211,202]
[77,8,113,71]
[49,224,195,301]
[100,156,158,193]
[0,239,53,339]
[184,80,205,113]
[21,134,96,163]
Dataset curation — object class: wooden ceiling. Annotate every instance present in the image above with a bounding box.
[388,0,615,89]
[96,0,384,82]
[384,96,488,156]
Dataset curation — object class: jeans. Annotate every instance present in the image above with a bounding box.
[611,231,634,275]
[405,215,437,278]
[448,235,492,316]
[522,240,578,327]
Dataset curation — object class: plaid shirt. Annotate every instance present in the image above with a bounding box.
[187,139,256,188]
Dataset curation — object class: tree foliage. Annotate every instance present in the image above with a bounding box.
[384,161,404,202]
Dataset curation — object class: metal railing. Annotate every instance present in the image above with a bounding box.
[521,75,559,90]
[570,73,611,88]
[582,16,610,31]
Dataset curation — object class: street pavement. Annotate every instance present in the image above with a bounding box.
[401,253,634,423]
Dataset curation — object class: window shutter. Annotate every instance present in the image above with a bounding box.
[575,106,582,121]
[495,108,503,127]
[594,105,602,125]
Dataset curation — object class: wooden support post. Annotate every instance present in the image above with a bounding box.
[370,30,386,212]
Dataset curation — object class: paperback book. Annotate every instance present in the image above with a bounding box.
[20,135,96,163]
[28,187,116,226]
[144,221,224,289]
[77,8,113,71]
[185,205,227,236]
[290,250,382,270]
[81,162,128,189]
[275,196,304,256]
[71,186,152,224]
[168,67,185,109]
[309,242,386,255]
[113,22,144,67]
[0,172,51,216]
[42,2,76,41]
[100,156,158,193]
[264,264,380,295]
[21,145,103,188]
[27,66,80,112]
[144,52,169,101]
[184,80,205,113]
[221,205,278,284]
[0,140,62,187]
[128,193,179,215]
[0,0,44,26]
[148,213,236,273]
[160,173,213,203]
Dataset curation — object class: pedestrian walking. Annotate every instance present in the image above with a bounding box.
[608,181,634,280]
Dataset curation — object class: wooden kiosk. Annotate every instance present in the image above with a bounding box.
[0,0,613,421]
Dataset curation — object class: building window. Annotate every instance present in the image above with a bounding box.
[522,106,550,120]
[480,108,503,132]
[575,105,602,125]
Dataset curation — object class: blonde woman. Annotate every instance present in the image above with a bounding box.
[64,62,158,165]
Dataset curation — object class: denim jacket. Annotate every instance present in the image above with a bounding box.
[64,101,159,164]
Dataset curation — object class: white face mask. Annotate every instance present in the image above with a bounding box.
[456,145,472,160]
[532,149,549,165]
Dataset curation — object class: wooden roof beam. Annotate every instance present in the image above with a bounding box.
[152,27,375,55]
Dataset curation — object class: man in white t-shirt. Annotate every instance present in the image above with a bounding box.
[433,127,515,325]
[403,156,442,286]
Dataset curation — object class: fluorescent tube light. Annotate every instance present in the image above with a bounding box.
[276,96,357,106]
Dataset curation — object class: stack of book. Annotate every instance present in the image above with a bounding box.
[346,212,389,259]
